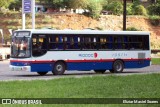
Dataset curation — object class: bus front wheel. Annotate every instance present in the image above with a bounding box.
[52,61,66,75]
[94,70,106,74]
[111,60,124,73]
[37,72,48,76]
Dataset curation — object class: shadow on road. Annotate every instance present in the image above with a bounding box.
[12,70,143,78]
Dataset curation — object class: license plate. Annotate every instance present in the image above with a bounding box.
[12,67,23,71]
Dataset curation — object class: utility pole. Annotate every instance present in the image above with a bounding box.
[123,0,127,31]
[22,0,26,29]
[32,0,35,29]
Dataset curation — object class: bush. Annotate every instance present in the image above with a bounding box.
[127,3,134,15]
[87,1,103,19]
[134,5,147,16]
[147,0,160,15]
[95,27,103,30]
[148,4,160,15]
[103,1,123,15]
[126,1,147,16]
[149,15,160,26]
[0,0,14,9]
[9,0,22,11]
[126,27,140,31]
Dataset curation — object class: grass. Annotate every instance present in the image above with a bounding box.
[0,104,159,107]
[151,58,160,65]
[0,74,159,98]
[0,74,160,107]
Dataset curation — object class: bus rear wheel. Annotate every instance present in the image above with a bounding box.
[94,70,106,74]
[37,72,48,76]
[52,61,66,75]
[112,60,124,73]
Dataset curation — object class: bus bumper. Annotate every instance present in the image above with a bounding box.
[9,65,31,72]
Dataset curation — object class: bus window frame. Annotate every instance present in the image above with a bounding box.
[32,34,48,57]
[37,33,150,52]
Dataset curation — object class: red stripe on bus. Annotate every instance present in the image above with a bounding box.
[10,58,151,63]
[10,60,55,63]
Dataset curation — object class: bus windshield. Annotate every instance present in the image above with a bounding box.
[11,37,31,58]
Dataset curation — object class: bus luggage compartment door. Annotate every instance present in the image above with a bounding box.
[138,53,145,64]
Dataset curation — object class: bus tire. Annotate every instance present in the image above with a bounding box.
[94,70,106,74]
[52,61,66,75]
[37,72,48,76]
[112,60,124,73]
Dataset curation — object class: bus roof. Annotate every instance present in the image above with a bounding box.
[15,29,150,35]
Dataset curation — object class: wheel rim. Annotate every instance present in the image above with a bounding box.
[115,62,122,72]
[56,64,63,72]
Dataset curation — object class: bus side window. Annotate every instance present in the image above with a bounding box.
[66,36,70,49]
[114,37,117,49]
[70,37,74,49]
[63,36,68,50]
[143,36,149,50]
[50,36,62,50]
[124,36,129,49]
[49,36,56,50]
[99,37,105,49]
[32,35,47,57]
[89,37,96,49]
[74,36,78,49]
[52,36,56,49]
[118,36,123,49]
[83,36,93,49]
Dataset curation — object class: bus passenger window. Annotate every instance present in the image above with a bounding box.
[57,36,63,49]
[99,37,108,49]
[66,36,81,50]
[32,35,47,57]
[82,37,93,49]
[63,36,67,50]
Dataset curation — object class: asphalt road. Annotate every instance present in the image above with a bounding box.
[0,60,160,81]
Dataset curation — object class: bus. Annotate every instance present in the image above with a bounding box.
[10,29,151,75]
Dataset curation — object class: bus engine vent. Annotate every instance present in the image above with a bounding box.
[138,53,145,59]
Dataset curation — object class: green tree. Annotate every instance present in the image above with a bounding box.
[87,0,103,18]
[0,0,14,9]
[132,0,140,7]
[126,1,147,15]
[39,0,65,8]
[103,1,123,15]
[127,3,134,15]
[148,0,160,15]
[65,0,104,19]
[9,0,22,10]
[66,0,88,9]
[134,5,147,15]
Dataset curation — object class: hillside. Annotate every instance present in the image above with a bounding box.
[0,12,159,49]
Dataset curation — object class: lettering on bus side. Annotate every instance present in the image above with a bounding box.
[79,54,93,57]
[112,53,128,57]
[79,53,98,58]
